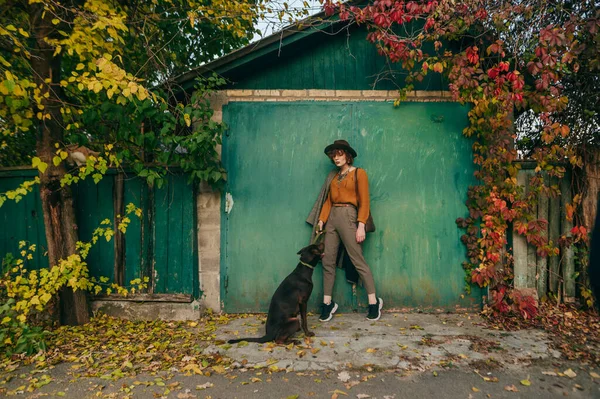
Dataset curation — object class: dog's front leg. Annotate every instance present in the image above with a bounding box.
[299,301,314,337]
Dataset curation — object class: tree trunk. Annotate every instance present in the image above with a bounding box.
[30,6,90,325]
[580,147,600,230]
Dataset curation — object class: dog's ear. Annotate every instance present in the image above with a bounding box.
[297,245,309,255]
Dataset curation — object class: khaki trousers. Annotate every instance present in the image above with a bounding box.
[322,206,376,296]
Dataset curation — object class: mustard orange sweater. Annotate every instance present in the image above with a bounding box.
[319,168,370,224]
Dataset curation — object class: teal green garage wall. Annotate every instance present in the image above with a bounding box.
[0,170,198,297]
[221,101,483,313]
[219,27,448,92]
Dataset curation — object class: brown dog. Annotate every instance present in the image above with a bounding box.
[228,242,324,344]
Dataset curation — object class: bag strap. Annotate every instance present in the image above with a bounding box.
[354,168,360,207]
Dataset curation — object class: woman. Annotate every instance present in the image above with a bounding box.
[316,139,382,321]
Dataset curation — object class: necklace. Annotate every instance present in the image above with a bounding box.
[337,167,352,184]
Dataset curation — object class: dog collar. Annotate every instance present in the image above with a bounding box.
[300,260,315,269]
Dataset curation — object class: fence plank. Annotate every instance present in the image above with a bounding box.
[153,182,170,293]
[113,173,125,286]
[548,176,561,294]
[513,170,529,289]
[536,173,549,298]
[560,172,576,299]
[526,169,537,288]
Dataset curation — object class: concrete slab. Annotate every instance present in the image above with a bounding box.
[205,313,561,372]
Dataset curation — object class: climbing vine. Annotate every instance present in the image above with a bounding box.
[324,0,599,318]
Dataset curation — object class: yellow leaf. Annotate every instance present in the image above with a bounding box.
[520,379,531,386]
[40,293,52,304]
[6,25,17,31]
[212,365,226,374]
[472,387,480,392]
[76,63,85,70]
[366,348,377,353]
[52,19,60,25]
[563,369,577,378]
[18,28,29,37]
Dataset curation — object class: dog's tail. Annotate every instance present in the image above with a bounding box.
[228,334,273,344]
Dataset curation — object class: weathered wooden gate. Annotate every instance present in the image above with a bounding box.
[0,169,197,297]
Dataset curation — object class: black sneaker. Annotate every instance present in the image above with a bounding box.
[366,298,383,321]
[319,301,338,322]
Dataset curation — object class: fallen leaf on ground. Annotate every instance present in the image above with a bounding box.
[563,369,577,378]
[520,379,531,386]
[366,348,378,353]
[345,381,360,389]
[212,365,226,374]
[196,382,213,390]
[472,387,480,392]
[504,385,519,392]
[330,389,348,397]
[338,371,351,382]
[357,394,371,399]
[542,371,558,376]
[590,372,600,379]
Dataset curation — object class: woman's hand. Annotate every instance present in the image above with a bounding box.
[318,220,324,232]
[356,223,366,243]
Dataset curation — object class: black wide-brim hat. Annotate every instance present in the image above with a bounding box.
[324,140,357,158]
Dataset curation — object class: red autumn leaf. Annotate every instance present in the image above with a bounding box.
[323,1,336,16]
[466,46,479,64]
[424,17,435,30]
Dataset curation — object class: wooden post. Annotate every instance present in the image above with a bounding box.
[560,172,576,300]
[548,176,561,294]
[537,173,549,299]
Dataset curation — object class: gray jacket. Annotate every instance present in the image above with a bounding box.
[306,169,337,242]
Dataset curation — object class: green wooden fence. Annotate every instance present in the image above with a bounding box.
[0,169,198,297]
